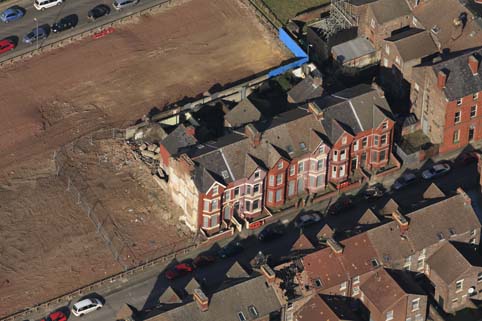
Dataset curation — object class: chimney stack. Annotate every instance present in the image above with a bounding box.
[245,124,261,148]
[456,187,472,205]
[437,70,447,89]
[179,153,195,173]
[261,264,276,283]
[327,238,344,255]
[451,17,463,40]
[193,288,209,312]
[392,211,409,233]
[308,102,324,120]
[468,55,480,76]
[185,126,196,137]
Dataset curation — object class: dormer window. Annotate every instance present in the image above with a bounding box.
[277,162,283,169]
[248,306,259,318]
[237,312,247,321]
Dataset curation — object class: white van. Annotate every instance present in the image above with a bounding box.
[71,298,103,317]
[34,0,63,10]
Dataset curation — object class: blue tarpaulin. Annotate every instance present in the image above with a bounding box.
[268,28,308,77]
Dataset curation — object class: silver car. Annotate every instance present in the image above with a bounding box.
[112,0,138,10]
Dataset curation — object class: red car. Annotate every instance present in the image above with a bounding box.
[0,39,15,54]
[41,311,67,321]
[165,263,193,280]
[193,255,216,269]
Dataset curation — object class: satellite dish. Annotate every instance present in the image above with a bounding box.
[468,287,476,294]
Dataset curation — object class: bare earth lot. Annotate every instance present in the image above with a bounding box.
[0,0,289,317]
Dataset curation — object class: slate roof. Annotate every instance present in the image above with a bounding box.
[295,294,362,321]
[427,241,482,284]
[423,183,446,199]
[291,234,315,252]
[224,99,262,128]
[161,124,197,156]
[432,49,482,101]
[287,75,324,103]
[385,29,438,62]
[370,0,411,24]
[347,0,377,6]
[159,287,183,305]
[147,276,282,321]
[311,84,393,143]
[358,209,381,225]
[332,37,376,63]
[367,191,481,265]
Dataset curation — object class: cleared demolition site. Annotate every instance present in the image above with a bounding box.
[0,0,290,317]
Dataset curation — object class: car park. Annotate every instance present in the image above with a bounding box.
[295,213,321,228]
[88,4,111,20]
[113,0,139,10]
[327,197,353,216]
[41,311,67,321]
[71,298,103,317]
[0,7,24,23]
[0,39,15,54]
[391,173,417,190]
[192,255,216,269]
[52,15,78,33]
[34,0,62,11]
[258,223,286,242]
[217,242,244,259]
[165,263,193,280]
[422,163,451,179]
[23,27,48,44]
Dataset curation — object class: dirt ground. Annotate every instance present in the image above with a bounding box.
[0,0,289,317]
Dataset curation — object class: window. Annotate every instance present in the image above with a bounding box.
[453,130,460,144]
[212,199,218,211]
[277,162,283,169]
[414,83,420,92]
[471,105,477,118]
[381,134,387,145]
[203,216,209,228]
[457,98,463,106]
[340,149,346,160]
[254,171,260,179]
[317,159,323,170]
[289,165,295,176]
[470,126,475,141]
[471,229,477,237]
[224,206,230,220]
[371,150,378,163]
[316,175,323,187]
[370,18,375,28]
[342,136,347,145]
[474,92,479,101]
[386,310,394,321]
[245,201,251,212]
[380,150,387,161]
[371,258,380,267]
[267,191,273,202]
[234,187,240,198]
[212,185,218,195]
[298,162,304,172]
[340,281,347,290]
[333,150,338,161]
[269,175,275,187]
[246,185,251,195]
[319,146,325,154]
[353,286,360,296]
[222,170,229,179]
[332,166,337,178]
[385,44,390,54]
[237,311,247,321]
[404,256,412,269]
[395,56,400,65]
[456,279,464,292]
[253,184,260,194]
[339,165,346,177]
[374,136,379,146]
[314,278,322,288]
[210,215,217,226]
[275,189,282,202]
[354,140,359,151]
[248,306,259,318]
[417,257,424,271]
[454,111,461,123]
[252,200,260,210]
[362,137,368,148]
[311,160,317,171]
[276,174,283,185]
[300,142,307,150]
[203,200,210,212]
[411,298,420,311]
[288,181,295,196]
[353,276,360,284]
[224,191,230,201]
[478,272,482,283]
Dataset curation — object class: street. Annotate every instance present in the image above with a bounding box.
[33,158,481,321]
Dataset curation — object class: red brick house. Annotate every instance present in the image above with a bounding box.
[309,84,395,186]
[411,49,482,154]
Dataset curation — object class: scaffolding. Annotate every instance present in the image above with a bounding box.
[314,0,356,39]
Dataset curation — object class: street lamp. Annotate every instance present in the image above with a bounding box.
[307,43,313,59]
[33,17,38,50]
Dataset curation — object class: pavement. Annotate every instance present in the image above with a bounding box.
[0,0,169,62]
[21,155,482,321]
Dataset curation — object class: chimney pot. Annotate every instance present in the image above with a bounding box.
[468,55,480,75]
[193,288,209,312]
[245,124,261,147]
[437,70,447,89]
[456,187,472,205]
[327,237,344,255]
[308,102,324,120]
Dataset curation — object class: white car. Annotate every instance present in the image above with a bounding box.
[34,0,62,10]
[422,163,451,180]
[71,298,103,317]
[295,213,321,228]
[392,173,417,190]
[113,0,139,10]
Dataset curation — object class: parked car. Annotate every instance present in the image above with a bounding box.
[52,14,78,33]
[113,0,139,10]
[192,255,216,269]
[0,7,24,23]
[295,213,321,228]
[363,184,385,201]
[88,4,110,20]
[258,223,286,242]
[456,151,478,166]
[327,197,353,216]
[23,26,48,44]
[217,241,244,259]
[422,163,451,180]
[41,311,67,321]
[34,0,62,10]
[391,173,417,191]
[0,39,15,54]
[165,263,193,280]
[71,298,103,317]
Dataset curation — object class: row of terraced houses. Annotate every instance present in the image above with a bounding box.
[156,84,395,236]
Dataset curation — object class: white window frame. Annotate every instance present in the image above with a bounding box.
[411,298,420,311]
[340,149,346,160]
[456,279,464,292]
[289,165,295,176]
[339,165,346,177]
[332,165,337,178]
[298,162,304,173]
[333,150,338,161]
[457,98,463,106]
[254,170,260,180]
[340,281,347,290]
[471,105,477,118]
[454,111,461,123]
[353,275,360,284]
[385,44,390,55]
[352,286,360,296]
[370,18,376,28]
[386,310,394,321]
[212,185,218,196]
[474,92,479,101]
[212,199,218,211]
[277,162,283,170]
[354,140,359,151]
[276,174,283,186]
[269,175,275,187]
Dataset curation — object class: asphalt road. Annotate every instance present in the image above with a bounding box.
[29,159,482,321]
[0,0,165,61]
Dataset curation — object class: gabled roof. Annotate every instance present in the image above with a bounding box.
[184,278,201,296]
[378,198,400,216]
[317,224,335,240]
[295,294,362,321]
[291,234,315,252]
[159,287,183,305]
[370,0,411,24]
[287,75,324,104]
[161,124,197,156]
[358,209,381,225]
[332,37,376,63]
[423,183,446,199]
[432,48,482,101]
[385,29,438,62]
[225,261,250,279]
[224,98,262,128]
[147,276,282,321]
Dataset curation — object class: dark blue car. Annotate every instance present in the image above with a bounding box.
[0,7,24,23]
[23,26,48,44]
[217,242,243,259]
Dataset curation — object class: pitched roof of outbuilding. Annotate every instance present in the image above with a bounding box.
[370,0,411,24]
